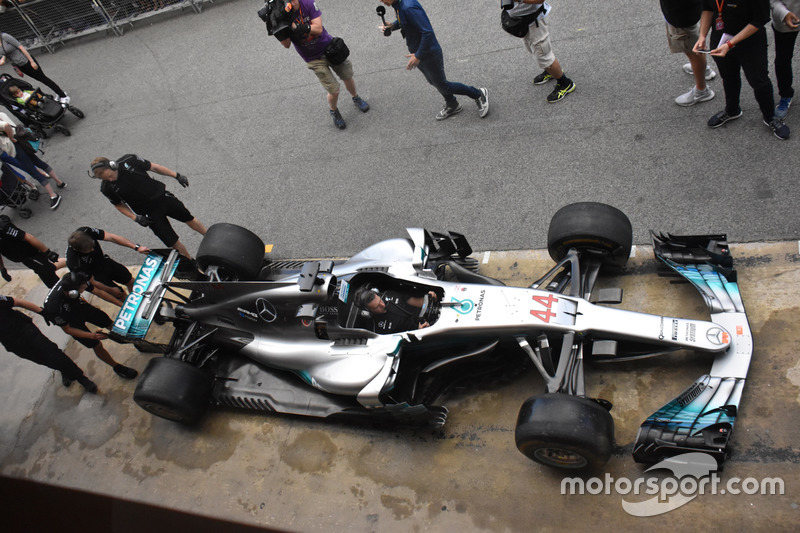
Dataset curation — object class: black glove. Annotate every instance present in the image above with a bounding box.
[46,249,59,263]
[135,215,154,227]
[1,268,11,282]
[175,173,189,188]
[292,23,311,37]
[37,308,52,325]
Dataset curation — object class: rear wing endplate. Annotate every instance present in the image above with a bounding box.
[111,251,180,339]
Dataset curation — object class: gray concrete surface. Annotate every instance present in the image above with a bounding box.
[2,0,799,266]
[1,240,799,531]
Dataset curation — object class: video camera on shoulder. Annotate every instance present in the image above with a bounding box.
[258,0,295,41]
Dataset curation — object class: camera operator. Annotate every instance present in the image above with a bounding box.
[259,0,369,130]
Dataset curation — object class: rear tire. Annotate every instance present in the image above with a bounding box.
[515,393,614,470]
[547,202,632,268]
[134,358,214,424]
[54,124,71,136]
[196,223,265,280]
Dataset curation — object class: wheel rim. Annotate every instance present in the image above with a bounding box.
[533,447,588,468]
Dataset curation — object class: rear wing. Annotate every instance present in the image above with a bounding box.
[632,233,753,466]
[112,251,180,339]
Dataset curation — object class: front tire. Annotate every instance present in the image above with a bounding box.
[134,357,214,424]
[196,223,265,280]
[547,202,632,268]
[515,393,614,470]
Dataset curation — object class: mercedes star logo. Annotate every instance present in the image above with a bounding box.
[256,298,277,323]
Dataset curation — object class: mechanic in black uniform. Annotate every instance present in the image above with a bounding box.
[42,272,138,380]
[89,154,207,259]
[355,286,438,334]
[66,226,151,303]
[0,294,97,393]
[0,215,64,288]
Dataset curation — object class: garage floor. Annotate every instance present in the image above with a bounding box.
[1,241,798,532]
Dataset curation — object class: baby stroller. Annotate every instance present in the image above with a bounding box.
[0,161,39,219]
[0,73,84,137]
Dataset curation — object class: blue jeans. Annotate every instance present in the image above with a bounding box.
[416,48,480,107]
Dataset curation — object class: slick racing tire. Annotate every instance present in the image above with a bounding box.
[134,357,214,424]
[547,202,633,268]
[196,223,265,280]
[515,393,614,470]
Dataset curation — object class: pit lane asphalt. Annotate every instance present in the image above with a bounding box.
[3,0,798,266]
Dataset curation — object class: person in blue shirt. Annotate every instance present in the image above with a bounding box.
[379,0,489,120]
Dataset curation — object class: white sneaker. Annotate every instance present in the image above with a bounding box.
[682,62,717,81]
[675,87,715,107]
[59,95,70,104]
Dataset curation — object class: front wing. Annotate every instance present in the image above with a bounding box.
[632,233,753,466]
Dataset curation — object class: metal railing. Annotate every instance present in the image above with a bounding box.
[0,0,216,53]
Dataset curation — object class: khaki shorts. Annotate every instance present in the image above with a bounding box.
[666,21,701,54]
[307,57,354,95]
[523,17,556,71]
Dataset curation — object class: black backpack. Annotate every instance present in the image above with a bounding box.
[501,5,545,38]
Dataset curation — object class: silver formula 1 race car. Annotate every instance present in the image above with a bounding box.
[112,202,753,470]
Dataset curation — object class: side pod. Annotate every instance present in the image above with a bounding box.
[632,233,753,466]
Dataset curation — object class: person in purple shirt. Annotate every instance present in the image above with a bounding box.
[379,0,489,121]
[270,0,369,130]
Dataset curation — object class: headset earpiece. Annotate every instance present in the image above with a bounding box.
[90,159,117,173]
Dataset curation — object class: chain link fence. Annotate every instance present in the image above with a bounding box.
[0,0,217,53]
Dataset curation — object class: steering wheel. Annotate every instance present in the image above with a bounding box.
[419,292,440,326]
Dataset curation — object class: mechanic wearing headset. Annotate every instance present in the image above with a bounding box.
[355,286,438,334]
[66,226,151,303]
[0,294,97,393]
[89,154,206,260]
[42,272,138,380]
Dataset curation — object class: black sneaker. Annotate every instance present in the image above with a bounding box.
[763,117,790,140]
[435,102,463,120]
[330,108,346,129]
[707,109,743,128]
[57,181,67,189]
[352,95,369,112]
[113,364,138,379]
[533,70,554,85]
[475,88,489,118]
[61,373,74,387]
[546,81,576,103]
[49,194,61,210]
[77,376,98,394]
